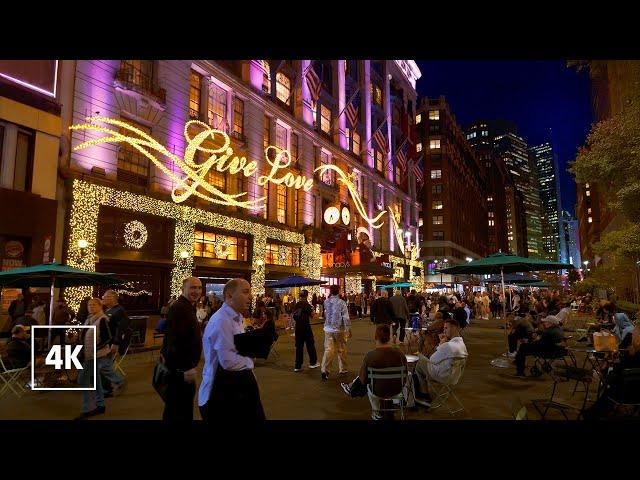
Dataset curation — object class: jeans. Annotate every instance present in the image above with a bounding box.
[100,354,124,393]
[295,326,318,369]
[321,332,348,374]
[78,356,113,413]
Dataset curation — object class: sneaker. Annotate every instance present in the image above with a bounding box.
[294,368,302,372]
[371,411,383,421]
[507,351,517,359]
[321,372,329,381]
[340,382,351,396]
[309,363,321,369]
[415,398,432,408]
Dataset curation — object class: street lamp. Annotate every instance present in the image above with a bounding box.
[583,260,590,273]
[466,257,473,262]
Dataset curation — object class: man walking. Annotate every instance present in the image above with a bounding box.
[199,278,265,422]
[161,277,203,421]
[101,290,130,396]
[292,289,320,372]
[389,289,410,344]
[370,290,395,326]
[320,285,351,380]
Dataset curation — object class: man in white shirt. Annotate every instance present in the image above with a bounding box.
[198,278,265,422]
[321,284,352,381]
[413,317,468,406]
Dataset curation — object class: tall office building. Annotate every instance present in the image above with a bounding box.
[530,142,562,261]
[559,210,581,268]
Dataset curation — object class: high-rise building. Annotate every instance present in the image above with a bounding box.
[530,141,562,261]
[494,130,544,258]
[559,210,581,268]
[416,96,488,285]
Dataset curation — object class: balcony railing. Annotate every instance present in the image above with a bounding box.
[115,62,166,104]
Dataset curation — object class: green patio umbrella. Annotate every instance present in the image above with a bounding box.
[437,252,573,367]
[0,263,124,347]
[524,280,553,288]
[377,282,417,289]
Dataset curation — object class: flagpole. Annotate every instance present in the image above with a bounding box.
[330,86,361,133]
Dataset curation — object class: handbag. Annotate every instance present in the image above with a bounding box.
[152,359,172,402]
[593,331,618,352]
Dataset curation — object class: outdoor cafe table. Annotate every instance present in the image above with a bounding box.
[405,354,419,405]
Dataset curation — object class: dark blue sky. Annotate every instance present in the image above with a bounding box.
[415,60,593,216]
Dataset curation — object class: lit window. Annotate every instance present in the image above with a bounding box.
[194,230,248,261]
[429,110,439,120]
[319,151,333,185]
[587,207,592,214]
[433,231,444,240]
[585,183,590,188]
[433,215,443,225]
[481,130,488,137]
[376,149,384,172]
[416,142,423,153]
[189,70,202,119]
[353,130,361,155]
[430,139,440,149]
[488,212,494,218]
[261,61,271,94]
[432,184,443,194]
[416,113,422,124]
[320,105,331,133]
[276,72,291,105]
[467,132,476,139]
[588,217,593,223]
[488,220,495,226]
[431,169,442,179]
[277,184,287,224]
[432,200,443,210]
[290,132,298,164]
[208,82,228,131]
[586,190,591,197]
[487,196,493,202]
[232,97,244,138]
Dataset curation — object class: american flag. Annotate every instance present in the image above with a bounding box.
[395,142,408,172]
[373,121,388,152]
[345,100,359,129]
[305,66,322,105]
[413,158,424,185]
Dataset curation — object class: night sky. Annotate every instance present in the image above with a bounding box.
[415,60,593,217]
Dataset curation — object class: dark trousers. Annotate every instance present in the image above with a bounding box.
[162,377,196,421]
[355,305,362,318]
[201,368,265,423]
[515,343,552,374]
[508,327,532,353]
[295,327,318,369]
[392,317,406,342]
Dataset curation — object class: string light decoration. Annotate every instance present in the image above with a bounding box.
[345,274,362,295]
[124,220,148,249]
[301,243,322,299]
[388,206,405,255]
[114,289,153,297]
[64,179,321,310]
[277,245,288,265]
[213,236,231,259]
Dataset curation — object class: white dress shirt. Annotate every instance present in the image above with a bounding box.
[198,302,254,407]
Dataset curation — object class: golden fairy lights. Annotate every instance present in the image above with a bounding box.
[64,179,321,309]
[388,206,405,255]
[345,274,362,295]
[123,220,148,249]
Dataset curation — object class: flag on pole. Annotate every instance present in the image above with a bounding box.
[396,141,408,172]
[305,66,322,105]
[413,157,424,185]
[345,90,360,129]
[373,120,388,152]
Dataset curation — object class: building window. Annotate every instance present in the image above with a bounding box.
[428,110,439,120]
[275,72,291,105]
[488,211,494,217]
[262,61,271,94]
[117,118,150,187]
[232,97,244,139]
[416,113,422,124]
[467,132,476,139]
[430,169,442,179]
[588,216,593,223]
[432,184,443,194]
[375,149,384,173]
[371,83,383,106]
[266,243,300,266]
[263,116,270,150]
[429,139,441,149]
[433,215,443,225]
[416,142,422,153]
[319,150,333,185]
[587,207,592,214]
[585,183,590,189]
[586,190,591,197]
[208,82,228,131]
[395,164,401,185]
[276,123,288,155]
[352,130,361,155]
[487,196,493,202]
[277,184,287,224]
[189,70,202,119]
[488,220,495,226]
[320,105,331,134]
[433,231,444,240]
[481,130,489,137]
[432,200,443,210]
[207,168,226,192]
[193,230,248,261]
[290,132,298,164]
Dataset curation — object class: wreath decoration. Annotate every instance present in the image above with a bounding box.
[124,221,148,249]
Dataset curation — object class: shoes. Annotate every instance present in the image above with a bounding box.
[309,363,321,369]
[321,372,329,381]
[371,411,383,421]
[507,351,517,359]
[74,406,106,420]
[340,382,352,396]
[338,370,348,376]
[112,380,127,396]
[294,368,302,372]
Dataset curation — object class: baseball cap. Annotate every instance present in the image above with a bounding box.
[541,315,560,325]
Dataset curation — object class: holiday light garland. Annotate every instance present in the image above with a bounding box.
[64,179,321,311]
[213,236,231,259]
[124,220,148,249]
[345,274,362,295]
[388,206,405,255]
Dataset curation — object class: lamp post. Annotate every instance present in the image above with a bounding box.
[442,258,448,288]
[583,260,590,275]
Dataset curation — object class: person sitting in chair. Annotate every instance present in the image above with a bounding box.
[6,325,31,369]
[514,314,564,376]
[340,323,407,420]
[413,317,468,407]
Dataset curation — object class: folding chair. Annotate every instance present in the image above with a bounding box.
[113,328,133,377]
[529,347,572,378]
[428,357,467,415]
[367,366,408,420]
[607,367,640,417]
[150,331,164,361]
[0,358,31,399]
[510,397,529,420]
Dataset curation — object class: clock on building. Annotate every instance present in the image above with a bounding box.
[323,206,340,225]
[341,206,351,226]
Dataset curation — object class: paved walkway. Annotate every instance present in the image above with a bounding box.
[0,315,596,420]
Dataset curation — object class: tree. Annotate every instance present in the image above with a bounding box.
[567,268,581,286]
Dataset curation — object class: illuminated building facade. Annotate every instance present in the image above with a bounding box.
[559,210,581,268]
[57,60,422,312]
[530,142,561,261]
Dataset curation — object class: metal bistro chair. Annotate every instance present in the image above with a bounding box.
[0,357,31,399]
[607,367,640,417]
[531,366,587,420]
[367,366,408,420]
[428,357,467,415]
[113,328,133,377]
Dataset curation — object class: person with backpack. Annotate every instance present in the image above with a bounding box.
[292,289,320,372]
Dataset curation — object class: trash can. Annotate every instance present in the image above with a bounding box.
[129,315,148,346]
